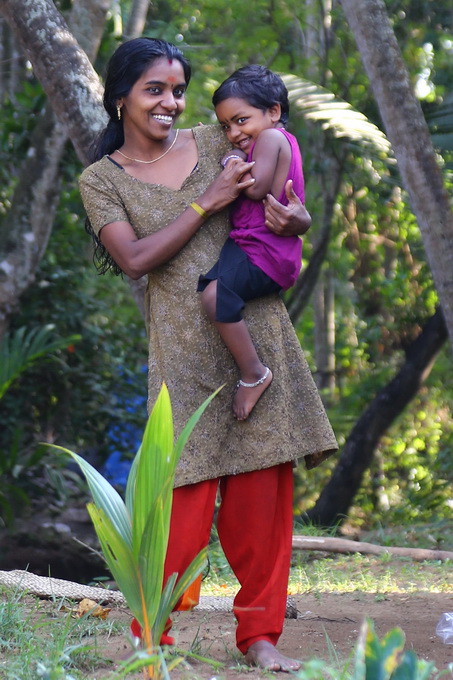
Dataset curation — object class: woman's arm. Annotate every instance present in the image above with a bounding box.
[98,159,255,280]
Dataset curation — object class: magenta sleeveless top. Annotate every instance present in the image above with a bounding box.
[229,128,304,289]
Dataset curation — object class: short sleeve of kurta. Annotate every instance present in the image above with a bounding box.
[79,163,129,235]
[79,125,338,487]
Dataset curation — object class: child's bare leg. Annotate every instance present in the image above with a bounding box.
[200,281,272,420]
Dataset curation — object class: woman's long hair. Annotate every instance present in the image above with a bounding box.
[85,38,191,274]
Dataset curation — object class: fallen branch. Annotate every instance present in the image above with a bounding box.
[292,535,453,562]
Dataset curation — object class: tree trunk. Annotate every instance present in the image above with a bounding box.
[340,0,453,352]
[304,307,448,527]
[0,0,106,166]
[124,0,150,40]
[314,269,336,398]
[292,535,453,562]
[287,164,342,324]
[0,0,109,335]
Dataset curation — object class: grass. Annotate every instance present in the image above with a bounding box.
[0,588,123,680]
[201,524,453,598]
[1,524,452,678]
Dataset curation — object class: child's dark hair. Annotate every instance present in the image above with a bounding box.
[86,38,191,275]
[212,65,289,126]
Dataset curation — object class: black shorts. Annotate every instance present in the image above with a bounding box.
[197,237,281,323]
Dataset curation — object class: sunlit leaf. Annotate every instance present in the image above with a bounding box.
[51,447,132,546]
[133,384,174,554]
[138,495,167,625]
[86,503,141,618]
[153,548,207,643]
[174,386,223,463]
[282,75,392,157]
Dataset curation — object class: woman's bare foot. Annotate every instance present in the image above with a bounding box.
[233,367,273,420]
[244,640,301,672]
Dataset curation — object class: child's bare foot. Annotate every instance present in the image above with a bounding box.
[244,640,301,672]
[234,366,273,420]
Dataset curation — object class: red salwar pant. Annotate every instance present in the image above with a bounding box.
[164,462,294,654]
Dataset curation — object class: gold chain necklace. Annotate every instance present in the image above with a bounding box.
[116,130,179,164]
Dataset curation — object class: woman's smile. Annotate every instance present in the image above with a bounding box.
[120,58,187,141]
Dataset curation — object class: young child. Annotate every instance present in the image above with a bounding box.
[197,65,306,421]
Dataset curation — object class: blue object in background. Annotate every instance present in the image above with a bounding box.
[102,450,133,488]
[101,365,148,489]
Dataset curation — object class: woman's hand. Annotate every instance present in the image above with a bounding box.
[198,159,255,214]
[263,180,312,236]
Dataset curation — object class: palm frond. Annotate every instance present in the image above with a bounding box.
[86,503,142,617]
[282,74,392,157]
[50,383,219,679]
[50,446,132,546]
[132,384,174,555]
[0,326,80,399]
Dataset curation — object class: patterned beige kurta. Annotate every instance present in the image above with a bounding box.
[79,125,337,487]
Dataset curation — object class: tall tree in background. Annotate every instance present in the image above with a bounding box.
[0,0,452,529]
[340,0,453,352]
[0,0,108,337]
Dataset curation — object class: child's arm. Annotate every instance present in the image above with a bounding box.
[220,149,253,183]
[220,148,247,167]
[243,128,289,201]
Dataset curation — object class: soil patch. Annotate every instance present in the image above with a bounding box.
[99,592,453,678]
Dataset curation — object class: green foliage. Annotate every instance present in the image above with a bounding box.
[0,325,82,526]
[3,0,453,534]
[50,384,220,677]
[294,618,448,680]
[352,618,437,680]
[0,325,80,400]
[0,588,117,679]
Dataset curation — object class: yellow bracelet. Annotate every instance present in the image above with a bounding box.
[190,202,208,219]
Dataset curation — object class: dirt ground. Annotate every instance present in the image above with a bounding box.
[99,592,453,678]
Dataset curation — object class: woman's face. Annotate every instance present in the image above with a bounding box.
[119,57,187,141]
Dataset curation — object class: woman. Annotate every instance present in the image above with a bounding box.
[80,37,337,672]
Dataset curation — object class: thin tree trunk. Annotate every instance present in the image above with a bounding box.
[124,0,150,40]
[340,0,453,352]
[0,17,4,101]
[287,164,342,323]
[304,307,447,527]
[314,269,335,398]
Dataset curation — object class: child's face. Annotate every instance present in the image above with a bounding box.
[215,97,280,153]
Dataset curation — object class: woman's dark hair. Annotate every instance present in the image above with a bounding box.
[86,38,191,274]
[212,65,289,126]
[91,38,191,163]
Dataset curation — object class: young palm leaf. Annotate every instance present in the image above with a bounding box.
[282,74,392,158]
[49,383,220,678]
[0,325,80,400]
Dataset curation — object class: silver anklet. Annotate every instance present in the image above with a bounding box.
[237,366,270,388]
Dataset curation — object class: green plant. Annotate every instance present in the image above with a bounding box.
[0,588,113,679]
[294,618,449,680]
[0,325,81,525]
[50,383,220,679]
[352,618,438,680]
[0,325,80,400]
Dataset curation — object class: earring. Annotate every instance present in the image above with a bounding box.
[116,104,122,121]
